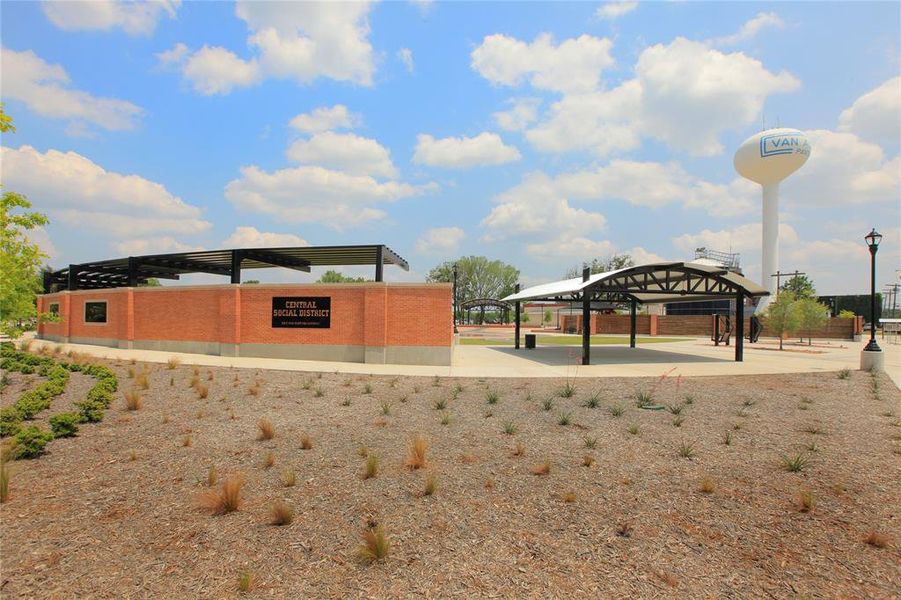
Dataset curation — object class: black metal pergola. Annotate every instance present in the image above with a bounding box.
[44,244,409,291]
[503,261,769,363]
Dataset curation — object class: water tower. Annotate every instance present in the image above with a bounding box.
[734,128,811,311]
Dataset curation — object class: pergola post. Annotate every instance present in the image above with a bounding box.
[735,291,745,362]
[582,267,590,365]
[629,299,637,348]
[230,250,243,284]
[127,256,139,287]
[375,245,384,282]
[514,284,521,350]
[68,264,80,291]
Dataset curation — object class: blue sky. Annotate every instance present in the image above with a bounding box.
[1,1,898,294]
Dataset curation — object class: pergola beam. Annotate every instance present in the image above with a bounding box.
[241,249,312,273]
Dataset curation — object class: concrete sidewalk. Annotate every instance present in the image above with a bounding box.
[23,335,900,387]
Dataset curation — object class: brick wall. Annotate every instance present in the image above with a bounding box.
[37,283,453,360]
[556,312,857,340]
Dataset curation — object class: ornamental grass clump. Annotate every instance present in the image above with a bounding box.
[197,475,244,514]
[363,454,380,479]
[257,419,275,441]
[357,525,390,562]
[405,436,427,470]
[124,389,143,411]
[269,501,294,526]
[485,388,500,404]
[781,452,810,472]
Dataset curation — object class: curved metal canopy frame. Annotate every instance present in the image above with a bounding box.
[459,298,511,311]
[502,261,769,365]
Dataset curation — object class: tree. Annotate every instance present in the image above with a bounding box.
[242,279,260,285]
[565,253,634,279]
[543,309,553,327]
[780,274,816,299]
[427,256,519,325]
[317,270,368,283]
[762,291,801,350]
[139,278,162,287]
[0,103,14,134]
[1,191,49,338]
[795,297,829,346]
[1,108,50,338]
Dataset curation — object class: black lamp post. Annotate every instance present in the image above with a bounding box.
[864,228,882,352]
[452,263,458,334]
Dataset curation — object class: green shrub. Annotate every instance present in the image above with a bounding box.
[75,399,105,423]
[0,407,23,438]
[11,426,54,459]
[16,391,52,419]
[49,412,79,438]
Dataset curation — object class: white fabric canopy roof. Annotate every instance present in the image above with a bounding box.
[503,261,768,304]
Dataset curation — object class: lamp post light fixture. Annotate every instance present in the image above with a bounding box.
[864,228,882,352]
[860,228,884,372]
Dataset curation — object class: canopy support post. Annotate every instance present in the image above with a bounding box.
[375,245,384,282]
[735,291,745,362]
[582,267,590,365]
[630,299,637,348]
[514,284,521,350]
[127,256,139,287]
[230,250,242,284]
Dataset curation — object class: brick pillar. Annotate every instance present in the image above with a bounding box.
[119,289,135,349]
[649,314,658,336]
[363,283,387,364]
[61,292,71,342]
[219,286,241,357]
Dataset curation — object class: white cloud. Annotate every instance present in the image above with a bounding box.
[0,145,210,238]
[596,1,638,20]
[526,237,616,260]
[633,38,800,155]
[181,46,262,95]
[491,160,757,219]
[164,2,376,94]
[516,37,799,157]
[1,46,142,133]
[413,132,521,168]
[713,12,784,46]
[42,0,180,36]
[672,222,799,257]
[782,129,900,207]
[222,226,309,248]
[26,227,58,260]
[289,105,359,133]
[838,76,901,145]
[286,132,398,178]
[493,97,541,132]
[415,227,466,255]
[480,172,607,240]
[224,164,435,229]
[471,33,615,94]
[115,237,204,255]
[525,82,643,156]
[156,42,189,66]
[397,48,414,73]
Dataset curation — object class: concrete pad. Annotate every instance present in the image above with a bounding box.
[23,335,900,388]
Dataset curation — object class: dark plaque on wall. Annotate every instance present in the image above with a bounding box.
[271,297,331,328]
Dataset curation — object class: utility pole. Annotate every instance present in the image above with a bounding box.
[770,270,806,297]
[884,283,900,319]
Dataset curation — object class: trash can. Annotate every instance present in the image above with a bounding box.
[525,333,536,349]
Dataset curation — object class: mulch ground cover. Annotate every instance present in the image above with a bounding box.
[1,355,899,598]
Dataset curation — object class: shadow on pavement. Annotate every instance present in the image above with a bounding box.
[488,345,728,366]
